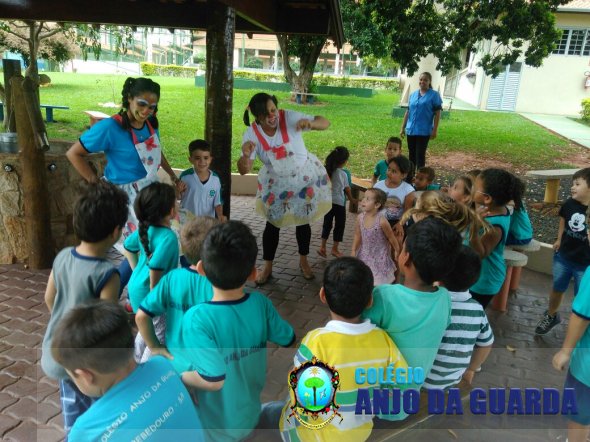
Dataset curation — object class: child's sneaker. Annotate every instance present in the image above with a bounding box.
[535,311,561,335]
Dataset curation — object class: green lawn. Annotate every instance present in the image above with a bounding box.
[39,72,577,178]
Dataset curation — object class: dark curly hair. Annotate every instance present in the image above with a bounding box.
[243,92,278,126]
[479,168,524,210]
[325,146,350,178]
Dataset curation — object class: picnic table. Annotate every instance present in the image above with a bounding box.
[84,110,111,127]
[526,169,580,204]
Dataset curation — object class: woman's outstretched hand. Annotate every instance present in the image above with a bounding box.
[242,141,256,157]
[296,119,312,131]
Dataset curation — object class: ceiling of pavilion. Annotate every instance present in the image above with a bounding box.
[0,0,344,47]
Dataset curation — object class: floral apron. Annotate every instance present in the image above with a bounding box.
[252,110,331,228]
[110,115,162,251]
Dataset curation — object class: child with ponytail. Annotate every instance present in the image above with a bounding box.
[124,182,179,361]
[469,168,523,308]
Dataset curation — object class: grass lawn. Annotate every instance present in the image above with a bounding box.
[39,72,578,178]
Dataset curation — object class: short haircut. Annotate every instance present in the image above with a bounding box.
[188,139,211,155]
[201,221,258,290]
[418,167,435,181]
[323,257,373,318]
[387,136,402,147]
[181,217,220,264]
[73,181,128,243]
[573,168,590,187]
[404,217,462,285]
[366,188,387,209]
[442,245,481,292]
[387,155,412,175]
[52,301,134,374]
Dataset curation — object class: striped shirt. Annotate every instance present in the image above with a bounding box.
[280,320,408,442]
[423,291,494,390]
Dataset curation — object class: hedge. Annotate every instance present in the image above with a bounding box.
[141,62,400,91]
[582,98,590,121]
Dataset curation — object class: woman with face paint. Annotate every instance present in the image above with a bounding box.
[238,92,332,284]
[67,77,185,249]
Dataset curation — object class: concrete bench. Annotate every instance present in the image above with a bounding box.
[491,249,528,312]
[40,104,69,122]
[350,176,372,213]
[526,169,580,204]
[84,110,111,127]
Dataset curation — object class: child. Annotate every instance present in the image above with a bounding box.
[413,166,441,191]
[423,245,494,390]
[469,168,522,309]
[506,175,533,246]
[180,139,226,221]
[318,146,356,258]
[41,181,128,434]
[123,182,179,362]
[373,155,416,225]
[448,175,475,208]
[51,301,204,441]
[135,217,218,373]
[180,221,295,441]
[280,257,408,441]
[351,188,400,285]
[363,217,462,421]
[553,217,590,442]
[372,136,402,185]
[536,168,590,335]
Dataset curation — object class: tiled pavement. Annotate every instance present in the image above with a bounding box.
[0,195,577,441]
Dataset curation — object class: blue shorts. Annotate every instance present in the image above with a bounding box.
[564,370,590,425]
[552,252,586,295]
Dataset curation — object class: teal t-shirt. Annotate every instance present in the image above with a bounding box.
[124,226,179,312]
[181,291,295,442]
[571,268,590,387]
[507,205,533,244]
[139,267,213,374]
[373,159,388,181]
[363,284,451,420]
[69,357,204,442]
[470,209,511,295]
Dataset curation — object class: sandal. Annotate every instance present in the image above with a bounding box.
[331,250,343,258]
[317,249,327,258]
[255,270,272,286]
[299,264,315,280]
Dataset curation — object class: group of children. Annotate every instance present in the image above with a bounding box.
[39,132,590,441]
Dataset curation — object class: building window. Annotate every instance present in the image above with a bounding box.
[553,28,590,55]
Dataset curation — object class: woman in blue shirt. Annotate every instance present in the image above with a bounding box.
[400,72,443,169]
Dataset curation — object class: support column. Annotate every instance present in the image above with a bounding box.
[205,1,235,219]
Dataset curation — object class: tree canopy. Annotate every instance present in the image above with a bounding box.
[344,0,570,77]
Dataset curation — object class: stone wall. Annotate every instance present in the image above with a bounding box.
[0,141,105,264]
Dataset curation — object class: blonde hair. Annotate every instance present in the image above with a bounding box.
[180,216,220,264]
[401,191,490,241]
[455,175,475,208]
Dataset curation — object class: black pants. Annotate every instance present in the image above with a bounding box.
[407,135,431,169]
[470,291,494,309]
[321,204,346,242]
[262,222,311,261]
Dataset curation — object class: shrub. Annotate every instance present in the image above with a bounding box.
[140,62,197,78]
[582,98,590,121]
[244,57,263,69]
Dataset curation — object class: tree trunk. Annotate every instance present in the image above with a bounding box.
[277,35,325,95]
[205,1,235,219]
[11,75,54,269]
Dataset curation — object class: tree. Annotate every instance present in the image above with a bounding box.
[347,0,570,77]
[277,34,326,93]
[304,377,325,407]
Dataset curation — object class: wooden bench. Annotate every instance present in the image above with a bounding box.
[491,249,529,312]
[0,102,69,123]
[84,110,111,127]
[526,169,580,204]
[294,92,319,104]
[350,176,372,213]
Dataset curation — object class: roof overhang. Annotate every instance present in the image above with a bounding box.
[0,0,344,48]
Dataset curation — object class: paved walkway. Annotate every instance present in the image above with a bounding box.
[0,195,577,441]
[520,113,590,149]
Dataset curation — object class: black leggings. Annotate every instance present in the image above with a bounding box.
[321,204,346,242]
[470,291,494,309]
[262,222,311,261]
[407,135,431,169]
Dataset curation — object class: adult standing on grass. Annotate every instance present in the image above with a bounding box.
[400,72,443,169]
[66,77,185,250]
[237,92,332,284]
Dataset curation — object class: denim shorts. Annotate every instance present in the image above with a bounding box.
[552,252,586,295]
[564,370,590,425]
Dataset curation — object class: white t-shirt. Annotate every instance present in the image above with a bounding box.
[331,168,349,206]
[180,168,222,217]
[374,180,415,221]
[242,110,314,169]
